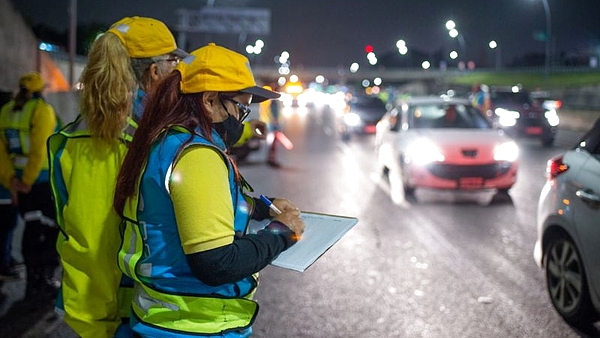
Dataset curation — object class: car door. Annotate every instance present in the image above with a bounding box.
[571,131,600,299]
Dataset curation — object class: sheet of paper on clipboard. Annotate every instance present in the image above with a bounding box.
[248,212,358,272]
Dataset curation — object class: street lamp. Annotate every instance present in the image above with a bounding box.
[445,20,466,62]
[488,40,501,70]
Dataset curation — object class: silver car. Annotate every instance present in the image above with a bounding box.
[534,118,600,326]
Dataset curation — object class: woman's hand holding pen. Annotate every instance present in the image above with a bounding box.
[270,198,305,239]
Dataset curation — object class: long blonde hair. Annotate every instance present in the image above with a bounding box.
[80,32,136,141]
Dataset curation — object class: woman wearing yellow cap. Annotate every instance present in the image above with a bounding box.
[46,26,139,337]
[113,43,305,337]
[0,72,59,292]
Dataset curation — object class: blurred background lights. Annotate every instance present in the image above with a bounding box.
[350,62,360,73]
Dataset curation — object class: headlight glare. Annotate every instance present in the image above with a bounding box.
[406,139,445,165]
[494,141,519,162]
[545,110,560,127]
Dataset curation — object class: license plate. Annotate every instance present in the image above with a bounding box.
[459,177,484,189]
[526,126,543,135]
[364,125,377,133]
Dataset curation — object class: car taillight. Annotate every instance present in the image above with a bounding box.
[554,100,562,109]
[546,155,569,179]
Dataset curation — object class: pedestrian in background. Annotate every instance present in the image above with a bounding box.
[48,16,186,338]
[471,83,491,116]
[0,72,59,293]
[259,85,283,167]
[113,43,305,337]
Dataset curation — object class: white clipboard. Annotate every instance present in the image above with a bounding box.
[248,212,358,272]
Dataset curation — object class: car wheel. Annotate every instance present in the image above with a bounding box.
[399,156,415,196]
[543,236,595,326]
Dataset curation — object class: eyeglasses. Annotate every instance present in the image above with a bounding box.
[155,57,180,67]
[223,97,252,122]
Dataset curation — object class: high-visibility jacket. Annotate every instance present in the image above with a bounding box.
[119,127,258,337]
[48,115,137,338]
[0,97,57,189]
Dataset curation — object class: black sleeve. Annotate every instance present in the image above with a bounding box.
[186,221,297,286]
[251,196,271,220]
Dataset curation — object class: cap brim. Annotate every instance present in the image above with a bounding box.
[241,86,281,103]
[172,48,190,58]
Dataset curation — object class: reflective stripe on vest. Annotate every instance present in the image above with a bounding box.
[130,283,258,334]
[1,99,38,169]
[118,129,258,335]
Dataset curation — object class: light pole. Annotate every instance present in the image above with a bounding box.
[541,0,552,75]
[488,40,501,70]
[68,0,77,88]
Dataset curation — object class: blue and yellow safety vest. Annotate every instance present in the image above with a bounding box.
[118,127,258,337]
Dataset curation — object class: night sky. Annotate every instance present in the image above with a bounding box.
[13,0,600,68]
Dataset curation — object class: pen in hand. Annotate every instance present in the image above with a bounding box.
[260,194,282,215]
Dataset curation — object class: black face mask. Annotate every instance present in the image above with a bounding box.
[214,114,244,148]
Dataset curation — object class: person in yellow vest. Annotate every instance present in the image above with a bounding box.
[258,84,284,167]
[0,72,59,293]
[113,43,305,337]
[48,16,190,338]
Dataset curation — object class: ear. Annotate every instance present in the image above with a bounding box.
[149,63,162,82]
[202,92,226,122]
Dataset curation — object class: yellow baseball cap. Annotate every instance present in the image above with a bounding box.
[19,72,45,92]
[108,16,188,59]
[177,43,280,103]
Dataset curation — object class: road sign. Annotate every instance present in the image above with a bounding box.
[176,7,271,35]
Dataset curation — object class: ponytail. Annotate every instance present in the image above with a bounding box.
[80,32,136,141]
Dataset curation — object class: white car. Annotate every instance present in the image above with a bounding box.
[375,96,519,199]
[534,118,600,326]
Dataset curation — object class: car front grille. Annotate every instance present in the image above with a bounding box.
[427,162,512,180]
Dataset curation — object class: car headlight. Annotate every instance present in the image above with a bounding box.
[545,109,559,127]
[494,141,519,162]
[405,139,445,165]
[343,112,361,126]
[495,108,520,127]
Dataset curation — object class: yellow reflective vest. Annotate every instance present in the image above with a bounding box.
[48,115,136,338]
[0,97,57,188]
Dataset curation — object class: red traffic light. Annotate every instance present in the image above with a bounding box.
[365,45,374,53]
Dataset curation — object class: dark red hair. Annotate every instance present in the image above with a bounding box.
[114,71,214,216]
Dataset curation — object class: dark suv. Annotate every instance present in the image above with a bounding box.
[489,87,559,146]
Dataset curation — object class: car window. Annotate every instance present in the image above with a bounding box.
[408,103,492,129]
[576,118,600,160]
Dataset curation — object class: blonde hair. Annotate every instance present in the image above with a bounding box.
[80,32,136,141]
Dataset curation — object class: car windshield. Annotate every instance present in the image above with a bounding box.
[408,103,492,129]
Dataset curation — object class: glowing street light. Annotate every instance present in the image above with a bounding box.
[445,20,466,62]
[246,39,264,55]
[396,39,408,55]
[489,40,501,70]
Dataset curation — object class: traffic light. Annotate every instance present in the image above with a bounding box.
[365,45,374,53]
